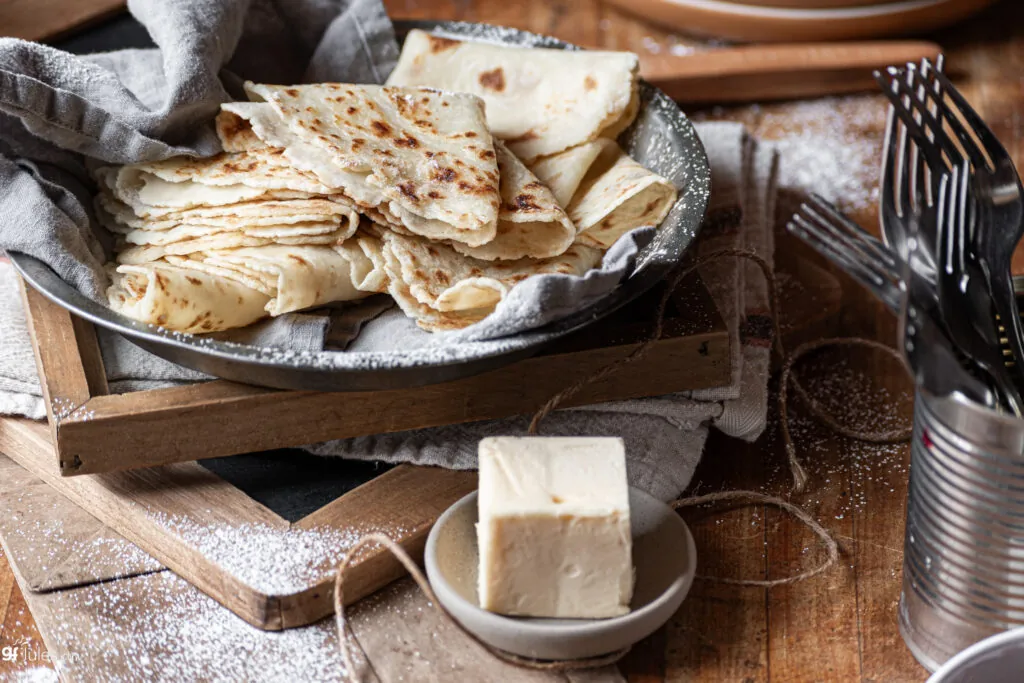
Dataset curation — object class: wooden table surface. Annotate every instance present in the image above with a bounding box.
[2,0,1023,681]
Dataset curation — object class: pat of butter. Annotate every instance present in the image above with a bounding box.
[476,436,634,619]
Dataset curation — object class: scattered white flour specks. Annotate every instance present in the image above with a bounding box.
[11,667,59,683]
[146,515,408,594]
[696,95,887,214]
[46,572,344,683]
[767,97,885,213]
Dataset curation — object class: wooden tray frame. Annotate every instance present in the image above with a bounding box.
[19,274,731,476]
[0,415,476,630]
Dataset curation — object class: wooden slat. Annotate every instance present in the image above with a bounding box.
[282,465,476,628]
[17,278,98,455]
[0,0,126,42]
[54,324,729,474]
[0,454,162,590]
[660,431,769,683]
[765,444,861,681]
[0,416,475,631]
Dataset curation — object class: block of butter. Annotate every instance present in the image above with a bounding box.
[476,436,634,619]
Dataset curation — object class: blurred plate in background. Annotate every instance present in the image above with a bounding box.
[605,0,998,42]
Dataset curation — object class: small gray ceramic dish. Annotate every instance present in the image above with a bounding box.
[424,488,697,661]
[926,629,1024,683]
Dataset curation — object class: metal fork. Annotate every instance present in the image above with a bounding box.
[902,63,1024,397]
[786,195,995,406]
[879,65,1024,415]
[787,194,903,314]
[878,55,945,282]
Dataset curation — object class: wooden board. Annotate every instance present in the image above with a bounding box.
[0,415,476,631]
[0,461,622,682]
[19,273,731,476]
[0,0,125,42]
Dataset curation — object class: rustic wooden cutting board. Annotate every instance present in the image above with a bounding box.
[0,0,125,42]
[0,451,622,682]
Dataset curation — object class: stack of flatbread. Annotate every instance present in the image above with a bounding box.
[100,31,678,336]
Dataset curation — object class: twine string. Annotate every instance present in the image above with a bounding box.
[334,534,631,681]
[673,491,839,587]
[334,250,913,678]
[779,337,913,493]
[529,249,782,435]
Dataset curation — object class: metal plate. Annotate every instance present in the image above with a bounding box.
[9,20,711,392]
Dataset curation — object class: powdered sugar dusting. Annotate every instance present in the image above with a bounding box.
[11,667,59,683]
[697,95,886,214]
[146,515,409,594]
[4,518,158,578]
[46,572,345,682]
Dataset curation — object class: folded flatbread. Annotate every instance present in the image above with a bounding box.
[108,262,270,333]
[95,147,332,219]
[530,139,677,248]
[219,83,502,248]
[114,226,353,264]
[98,197,358,233]
[357,229,603,331]
[452,141,575,261]
[386,30,640,162]
[164,245,372,316]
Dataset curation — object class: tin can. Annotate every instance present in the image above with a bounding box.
[899,387,1024,671]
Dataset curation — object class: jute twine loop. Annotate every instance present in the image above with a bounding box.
[529,249,782,435]
[334,534,631,681]
[779,338,914,494]
[334,249,913,678]
[673,491,840,587]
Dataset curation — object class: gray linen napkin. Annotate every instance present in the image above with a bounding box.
[0,122,777,502]
[0,0,655,348]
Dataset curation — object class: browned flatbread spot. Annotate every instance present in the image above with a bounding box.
[509,194,542,212]
[584,75,598,91]
[433,167,457,182]
[398,182,419,200]
[186,276,202,286]
[395,136,420,149]
[428,35,461,53]
[478,68,506,92]
[287,255,311,266]
[371,120,392,136]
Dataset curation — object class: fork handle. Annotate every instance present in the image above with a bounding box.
[638,41,941,104]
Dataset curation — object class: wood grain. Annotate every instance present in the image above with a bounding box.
[5,1,1024,681]
[641,41,941,105]
[0,455,162,591]
[0,0,125,42]
[17,271,731,476]
[0,416,476,631]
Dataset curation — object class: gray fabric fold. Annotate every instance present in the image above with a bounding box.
[0,0,397,306]
[0,4,778,502]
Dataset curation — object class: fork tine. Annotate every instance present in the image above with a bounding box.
[881,67,963,169]
[805,194,901,271]
[881,100,900,215]
[929,66,1009,164]
[787,216,903,312]
[875,70,950,173]
[905,64,989,171]
[918,57,944,208]
[906,66,928,215]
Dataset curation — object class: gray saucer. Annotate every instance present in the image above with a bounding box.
[424,488,697,661]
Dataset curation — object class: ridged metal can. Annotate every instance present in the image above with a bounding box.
[899,387,1024,672]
